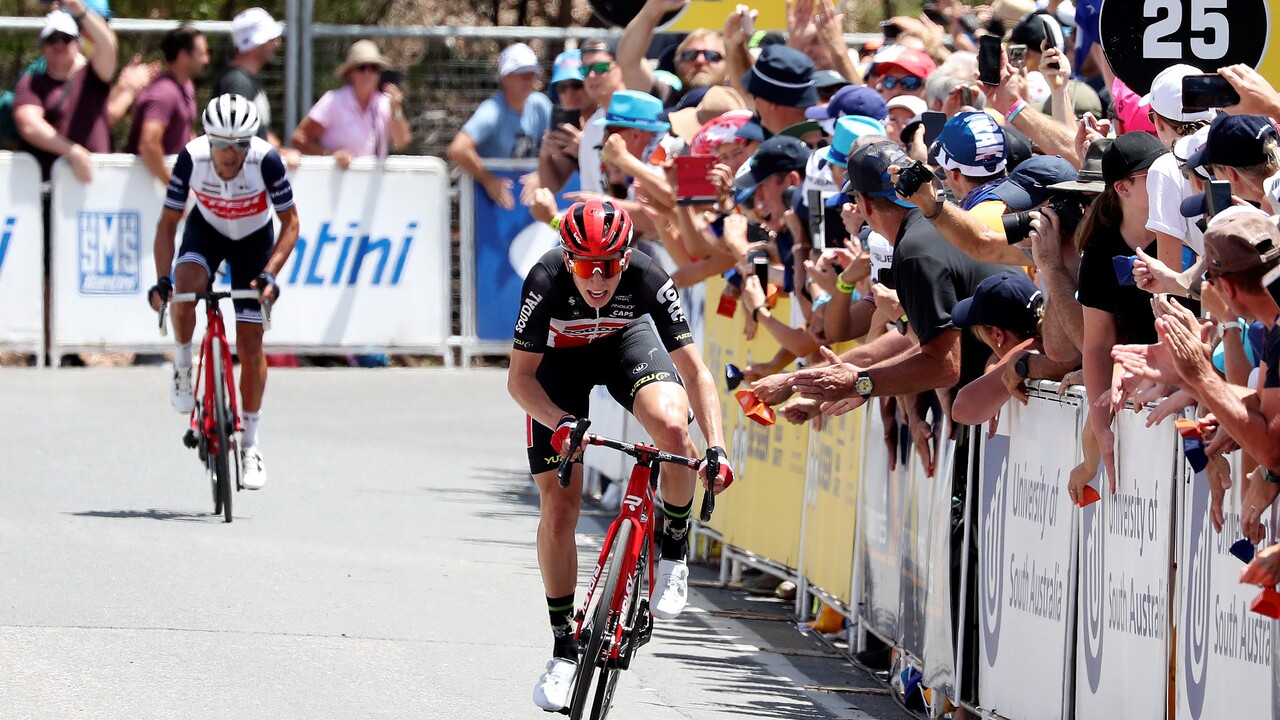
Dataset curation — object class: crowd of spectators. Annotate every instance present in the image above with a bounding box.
[445,0,1280,637]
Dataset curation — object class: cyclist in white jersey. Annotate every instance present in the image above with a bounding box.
[147,94,299,490]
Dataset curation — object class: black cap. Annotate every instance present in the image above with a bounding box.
[580,38,617,58]
[842,140,916,208]
[1101,131,1167,186]
[1187,114,1280,171]
[951,271,1044,336]
[994,155,1079,211]
[733,135,811,190]
[1009,12,1065,52]
[741,45,818,109]
[1003,124,1035,172]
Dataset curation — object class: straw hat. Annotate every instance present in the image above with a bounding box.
[335,40,390,79]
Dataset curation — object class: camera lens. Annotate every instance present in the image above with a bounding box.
[1002,211,1034,244]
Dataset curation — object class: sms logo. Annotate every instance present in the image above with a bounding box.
[979,433,1010,667]
[1081,470,1106,693]
[77,211,141,295]
[1182,469,1213,718]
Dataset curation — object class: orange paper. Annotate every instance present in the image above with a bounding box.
[734,389,777,426]
[1251,587,1280,618]
[1077,485,1101,508]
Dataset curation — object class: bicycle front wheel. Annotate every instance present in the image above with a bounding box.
[570,520,632,720]
[590,536,647,719]
[211,337,233,524]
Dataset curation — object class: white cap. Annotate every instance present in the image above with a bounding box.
[1142,64,1215,123]
[886,95,927,118]
[1173,125,1212,179]
[38,11,79,43]
[231,7,282,53]
[498,43,540,78]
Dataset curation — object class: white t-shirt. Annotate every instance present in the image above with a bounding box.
[1263,171,1280,215]
[1146,152,1204,257]
[868,232,893,285]
[578,108,606,194]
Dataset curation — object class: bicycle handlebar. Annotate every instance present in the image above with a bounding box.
[158,290,273,335]
[559,421,717,522]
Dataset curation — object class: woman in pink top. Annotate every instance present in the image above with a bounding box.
[291,40,412,169]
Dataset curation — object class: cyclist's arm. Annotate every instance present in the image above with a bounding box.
[262,149,299,278]
[507,348,571,430]
[155,149,193,281]
[669,344,725,449]
[265,206,299,277]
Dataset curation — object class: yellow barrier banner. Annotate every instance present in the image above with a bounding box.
[661,2,788,33]
[801,402,864,607]
[700,276,807,569]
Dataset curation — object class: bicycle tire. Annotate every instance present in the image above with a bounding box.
[202,411,220,515]
[590,537,647,719]
[569,520,632,720]
[211,338,233,524]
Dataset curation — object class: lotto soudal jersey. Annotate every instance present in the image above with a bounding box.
[165,135,295,240]
[513,248,694,353]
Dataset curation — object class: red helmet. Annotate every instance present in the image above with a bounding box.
[559,200,633,258]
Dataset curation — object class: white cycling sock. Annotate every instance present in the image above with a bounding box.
[242,410,261,448]
[175,342,193,370]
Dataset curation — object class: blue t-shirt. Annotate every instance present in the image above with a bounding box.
[460,91,551,159]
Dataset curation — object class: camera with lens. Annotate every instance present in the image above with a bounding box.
[1002,194,1088,244]
[894,161,934,199]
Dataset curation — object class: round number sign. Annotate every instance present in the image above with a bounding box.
[1100,0,1269,95]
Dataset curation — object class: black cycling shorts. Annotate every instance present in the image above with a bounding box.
[526,320,683,475]
[175,210,273,324]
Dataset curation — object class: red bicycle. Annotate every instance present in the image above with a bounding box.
[159,288,271,523]
[556,419,717,720]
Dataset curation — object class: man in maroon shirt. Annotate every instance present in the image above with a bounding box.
[124,25,209,186]
[12,1,119,182]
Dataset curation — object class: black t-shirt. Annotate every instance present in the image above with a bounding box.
[213,66,271,140]
[1077,228,1158,344]
[1264,323,1280,389]
[888,210,1017,387]
[513,248,694,353]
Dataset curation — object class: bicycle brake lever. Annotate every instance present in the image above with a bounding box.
[557,418,592,488]
[261,297,273,332]
[699,453,718,522]
[159,302,168,337]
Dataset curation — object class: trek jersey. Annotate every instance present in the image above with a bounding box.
[164,135,295,240]
[513,248,695,353]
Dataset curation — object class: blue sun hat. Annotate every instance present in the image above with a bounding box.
[593,90,671,133]
[819,115,888,169]
[550,49,582,86]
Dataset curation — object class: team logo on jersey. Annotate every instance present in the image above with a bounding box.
[194,189,268,219]
[77,211,141,295]
[656,279,685,323]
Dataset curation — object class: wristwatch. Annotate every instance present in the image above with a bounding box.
[1014,353,1031,380]
[1265,466,1280,484]
[855,370,874,399]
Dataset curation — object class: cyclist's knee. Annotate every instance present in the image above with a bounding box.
[235,326,264,358]
[635,387,692,451]
[173,263,207,292]
[539,494,580,535]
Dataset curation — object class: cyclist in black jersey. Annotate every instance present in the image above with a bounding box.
[508,199,733,712]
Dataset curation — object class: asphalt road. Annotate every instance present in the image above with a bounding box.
[0,368,914,720]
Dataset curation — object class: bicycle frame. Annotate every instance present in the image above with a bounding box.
[188,298,241,451]
[575,447,660,660]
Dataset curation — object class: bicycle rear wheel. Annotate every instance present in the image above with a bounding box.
[590,537,647,719]
[569,521,632,720]
[211,338,233,523]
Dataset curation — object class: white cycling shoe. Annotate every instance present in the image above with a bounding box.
[241,446,267,490]
[532,657,577,712]
[170,365,195,414]
[651,558,689,620]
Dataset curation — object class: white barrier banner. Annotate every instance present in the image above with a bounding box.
[0,152,46,353]
[978,399,1078,720]
[858,402,904,642]
[50,155,450,354]
[922,436,957,698]
[1076,408,1177,720]
[899,426,935,660]
[1176,451,1276,720]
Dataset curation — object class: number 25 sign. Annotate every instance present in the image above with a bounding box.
[1100,0,1269,95]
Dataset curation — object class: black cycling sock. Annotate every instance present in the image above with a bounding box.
[549,593,578,659]
[660,498,693,561]
[548,593,575,629]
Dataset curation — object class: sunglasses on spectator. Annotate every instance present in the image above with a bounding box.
[209,137,252,152]
[564,253,626,279]
[880,75,923,91]
[580,62,616,78]
[43,33,76,46]
[556,80,585,92]
[353,64,383,73]
[679,49,724,64]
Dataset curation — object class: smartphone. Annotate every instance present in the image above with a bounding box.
[1205,179,1233,217]
[1182,74,1241,112]
[740,10,755,36]
[551,104,581,130]
[674,155,717,205]
[823,202,851,251]
[1007,44,1028,71]
[922,2,948,26]
[880,20,901,41]
[978,35,1003,86]
[921,110,948,147]
[749,250,770,289]
[1112,255,1137,286]
[378,69,402,91]
[807,190,826,248]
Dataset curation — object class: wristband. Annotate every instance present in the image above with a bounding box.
[922,201,943,220]
[549,214,561,232]
[1006,99,1028,122]
[835,276,856,294]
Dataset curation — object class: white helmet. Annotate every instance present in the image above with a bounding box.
[202,93,260,140]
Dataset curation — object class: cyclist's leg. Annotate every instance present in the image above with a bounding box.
[228,223,274,417]
[168,216,222,412]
